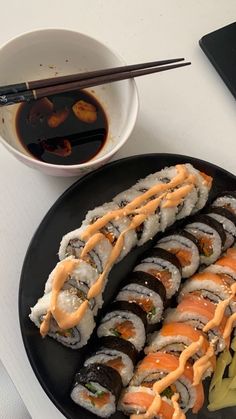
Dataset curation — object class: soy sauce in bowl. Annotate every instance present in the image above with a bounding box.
[16,90,108,165]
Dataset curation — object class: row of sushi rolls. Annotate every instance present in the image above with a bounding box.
[30,163,236,418]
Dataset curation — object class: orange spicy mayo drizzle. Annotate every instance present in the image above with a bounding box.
[192,343,215,386]
[142,337,204,419]
[172,393,186,419]
[203,282,236,333]
[40,259,89,337]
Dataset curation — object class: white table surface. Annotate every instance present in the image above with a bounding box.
[0,1,236,418]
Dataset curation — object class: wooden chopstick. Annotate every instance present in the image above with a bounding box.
[0,61,191,107]
[0,58,185,95]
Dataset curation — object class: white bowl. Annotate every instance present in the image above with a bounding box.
[0,29,138,176]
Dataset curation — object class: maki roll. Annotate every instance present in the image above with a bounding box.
[82,202,137,260]
[113,187,160,246]
[44,257,102,315]
[156,230,200,278]
[97,301,147,351]
[206,206,236,250]
[134,248,182,299]
[71,363,122,417]
[115,271,166,325]
[178,271,236,315]
[185,163,212,213]
[145,323,215,378]
[213,191,236,216]
[85,336,137,386]
[59,226,113,274]
[184,215,226,266]
[164,294,228,353]
[130,351,204,413]
[29,290,95,349]
[119,386,175,418]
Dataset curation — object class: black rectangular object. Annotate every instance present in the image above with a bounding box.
[199,22,236,99]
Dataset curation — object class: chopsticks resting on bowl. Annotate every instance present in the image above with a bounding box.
[0,58,191,107]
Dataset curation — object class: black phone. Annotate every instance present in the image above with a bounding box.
[199,22,236,99]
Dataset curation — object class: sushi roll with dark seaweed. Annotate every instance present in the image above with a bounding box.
[134,248,182,299]
[155,230,200,278]
[97,301,147,351]
[71,363,122,417]
[115,271,166,324]
[206,206,236,250]
[184,215,226,265]
[85,336,138,386]
[213,191,236,216]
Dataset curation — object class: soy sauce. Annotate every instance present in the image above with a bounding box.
[16,90,108,165]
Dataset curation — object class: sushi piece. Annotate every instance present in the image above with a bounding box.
[213,191,236,216]
[85,336,138,386]
[119,386,175,418]
[145,322,215,378]
[82,202,137,260]
[71,363,122,418]
[184,215,226,266]
[130,351,204,413]
[164,294,228,353]
[156,230,200,278]
[178,271,236,315]
[44,257,102,315]
[113,187,160,246]
[115,271,166,325]
[206,206,236,250]
[134,248,182,299]
[59,226,113,274]
[184,163,212,213]
[29,291,95,349]
[97,301,147,352]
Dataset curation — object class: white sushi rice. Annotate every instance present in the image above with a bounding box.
[213,195,236,216]
[58,226,113,274]
[185,221,222,265]
[71,382,116,418]
[205,264,236,282]
[29,290,95,349]
[97,310,146,352]
[184,163,210,213]
[116,283,164,325]
[83,202,137,260]
[85,349,134,386]
[156,234,200,278]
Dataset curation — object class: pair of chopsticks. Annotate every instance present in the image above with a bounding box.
[0,58,191,107]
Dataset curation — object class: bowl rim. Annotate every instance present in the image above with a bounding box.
[0,27,139,170]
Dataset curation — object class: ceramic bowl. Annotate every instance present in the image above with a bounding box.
[0,29,138,176]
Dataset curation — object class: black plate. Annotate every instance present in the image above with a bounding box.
[19,154,236,419]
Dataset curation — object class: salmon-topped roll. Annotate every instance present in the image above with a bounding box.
[119,386,175,418]
[145,322,215,378]
[130,352,204,413]
[164,294,229,353]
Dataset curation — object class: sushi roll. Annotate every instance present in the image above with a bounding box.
[58,226,113,274]
[156,230,200,278]
[184,163,212,213]
[206,206,236,250]
[82,202,137,260]
[184,215,226,266]
[164,294,228,353]
[119,386,175,418]
[145,323,215,377]
[115,271,166,325]
[134,248,182,299]
[113,187,160,246]
[130,351,204,413]
[29,291,95,349]
[71,363,122,417]
[85,336,138,386]
[213,191,236,216]
[44,257,102,315]
[97,301,147,352]
[178,271,236,315]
